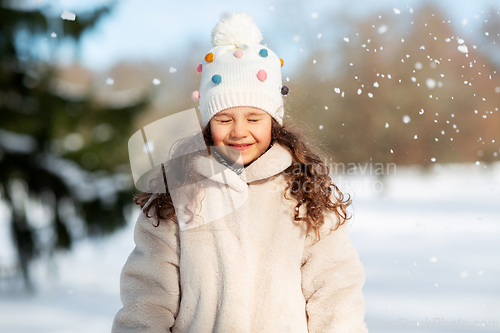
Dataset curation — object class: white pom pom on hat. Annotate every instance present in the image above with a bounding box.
[211,12,263,47]
[194,11,288,128]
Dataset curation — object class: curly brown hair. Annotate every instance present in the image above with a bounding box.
[134,118,351,239]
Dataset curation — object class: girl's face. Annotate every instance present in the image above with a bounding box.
[210,106,272,166]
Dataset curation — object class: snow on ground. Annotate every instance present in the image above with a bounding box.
[345,162,500,332]
[0,162,499,333]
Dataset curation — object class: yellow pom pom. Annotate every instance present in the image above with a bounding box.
[205,53,214,63]
[280,58,284,67]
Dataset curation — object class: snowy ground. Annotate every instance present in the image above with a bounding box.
[345,162,500,332]
[0,162,499,333]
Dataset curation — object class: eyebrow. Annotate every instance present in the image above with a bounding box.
[246,112,266,116]
[214,111,267,117]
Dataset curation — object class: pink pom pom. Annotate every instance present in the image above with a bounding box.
[191,90,200,101]
[257,69,267,82]
[197,64,202,74]
[234,49,244,58]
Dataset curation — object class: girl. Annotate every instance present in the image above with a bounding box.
[113,12,367,333]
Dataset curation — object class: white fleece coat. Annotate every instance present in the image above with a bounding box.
[112,144,368,333]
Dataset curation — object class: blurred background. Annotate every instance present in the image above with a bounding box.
[0,0,499,332]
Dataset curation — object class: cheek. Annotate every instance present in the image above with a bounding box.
[257,122,272,145]
[210,123,225,145]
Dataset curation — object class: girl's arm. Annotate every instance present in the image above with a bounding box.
[112,211,180,333]
[301,212,368,333]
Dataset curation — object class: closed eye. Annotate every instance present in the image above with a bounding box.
[248,118,265,122]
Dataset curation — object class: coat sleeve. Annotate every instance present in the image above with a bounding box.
[301,212,368,333]
[112,211,181,333]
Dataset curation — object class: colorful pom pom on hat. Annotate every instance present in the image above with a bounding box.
[195,12,286,127]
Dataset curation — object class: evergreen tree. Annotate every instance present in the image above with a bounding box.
[0,0,148,291]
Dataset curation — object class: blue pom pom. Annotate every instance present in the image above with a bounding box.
[259,48,268,57]
[212,74,222,84]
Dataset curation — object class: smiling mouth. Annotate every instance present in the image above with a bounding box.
[228,143,253,150]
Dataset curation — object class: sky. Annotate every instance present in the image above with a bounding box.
[17,0,500,72]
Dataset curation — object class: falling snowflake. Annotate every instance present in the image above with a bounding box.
[426,78,436,89]
[61,10,76,21]
[458,44,468,53]
[378,25,388,34]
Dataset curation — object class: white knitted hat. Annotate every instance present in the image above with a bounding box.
[191,12,288,128]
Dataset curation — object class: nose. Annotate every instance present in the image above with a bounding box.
[230,119,248,139]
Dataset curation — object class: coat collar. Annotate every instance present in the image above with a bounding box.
[194,143,292,191]
[242,143,292,183]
